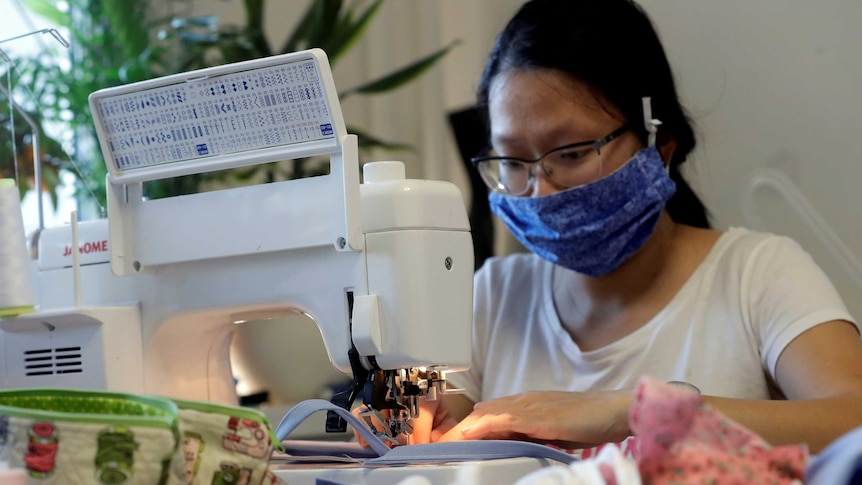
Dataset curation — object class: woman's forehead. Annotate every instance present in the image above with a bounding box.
[488,69,621,144]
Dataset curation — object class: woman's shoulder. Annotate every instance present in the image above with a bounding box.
[696,226,813,276]
[714,226,805,257]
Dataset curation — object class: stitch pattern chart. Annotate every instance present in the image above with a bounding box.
[93,59,335,172]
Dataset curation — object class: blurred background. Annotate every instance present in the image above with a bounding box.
[2,0,861,412]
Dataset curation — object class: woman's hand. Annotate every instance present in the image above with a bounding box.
[352,396,461,446]
[410,396,460,444]
[437,389,634,448]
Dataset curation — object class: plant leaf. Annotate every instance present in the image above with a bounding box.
[307,0,344,48]
[100,0,149,59]
[19,0,71,28]
[281,0,343,53]
[243,0,272,57]
[41,163,60,210]
[340,40,459,98]
[280,1,317,53]
[325,0,383,64]
[244,0,264,31]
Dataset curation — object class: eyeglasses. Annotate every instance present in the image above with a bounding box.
[471,124,630,196]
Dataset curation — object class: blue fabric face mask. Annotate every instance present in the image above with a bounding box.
[488,145,676,277]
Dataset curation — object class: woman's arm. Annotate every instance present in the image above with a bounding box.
[705,320,862,453]
[438,321,862,453]
[437,388,633,448]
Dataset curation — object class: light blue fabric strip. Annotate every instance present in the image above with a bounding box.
[805,425,862,484]
[274,399,578,466]
[274,399,391,456]
[365,440,577,465]
[315,479,349,485]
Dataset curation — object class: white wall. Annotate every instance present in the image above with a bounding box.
[639,0,862,318]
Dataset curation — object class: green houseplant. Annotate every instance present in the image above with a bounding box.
[12,0,455,208]
[1,28,74,204]
[0,92,66,203]
[3,0,158,209]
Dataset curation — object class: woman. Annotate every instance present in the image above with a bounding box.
[394,0,862,453]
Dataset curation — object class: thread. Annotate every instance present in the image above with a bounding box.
[71,210,81,307]
[0,179,35,316]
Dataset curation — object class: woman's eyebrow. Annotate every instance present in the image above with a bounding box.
[492,124,600,151]
[490,133,524,149]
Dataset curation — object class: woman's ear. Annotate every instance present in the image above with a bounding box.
[657,132,677,168]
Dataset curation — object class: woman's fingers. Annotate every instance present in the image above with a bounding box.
[407,399,438,444]
[435,389,634,445]
[350,400,440,446]
[437,396,531,442]
[351,395,466,446]
[350,405,390,448]
[436,411,512,442]
[405,396,460,444]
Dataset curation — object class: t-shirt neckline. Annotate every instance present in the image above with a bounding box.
[542,227,747,361]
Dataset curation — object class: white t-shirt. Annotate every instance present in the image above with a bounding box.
[447,227,858,403]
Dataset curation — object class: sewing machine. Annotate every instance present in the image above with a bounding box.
[0,49,473,443]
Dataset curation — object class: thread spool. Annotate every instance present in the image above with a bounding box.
[0,179,35,317]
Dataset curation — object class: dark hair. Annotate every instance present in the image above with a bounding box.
[478,0,710,228]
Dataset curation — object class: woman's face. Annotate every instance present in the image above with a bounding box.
[487,68,645,197]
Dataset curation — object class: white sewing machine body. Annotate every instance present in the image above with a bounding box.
[0,50,473,413]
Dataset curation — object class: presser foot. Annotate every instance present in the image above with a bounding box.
[358,406,413,446]
[359,366,455,445]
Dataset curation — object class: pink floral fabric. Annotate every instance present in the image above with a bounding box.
[629,376,808,484]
